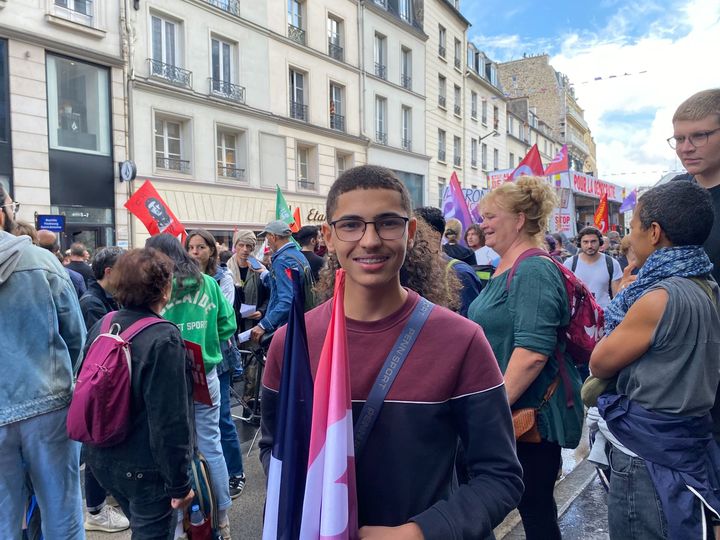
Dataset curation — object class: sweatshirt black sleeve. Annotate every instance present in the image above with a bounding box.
[143,332,193,498]
[411,385,524,539]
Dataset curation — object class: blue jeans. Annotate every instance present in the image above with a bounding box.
[0,407,83,540]
[196,368,231,511]
[608,446,668,539]
[218,369,244,477]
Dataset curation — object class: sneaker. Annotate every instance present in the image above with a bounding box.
[219,520,232,540]
[229,475,246,499]
[84,504,130,533]
[105,494,120,507]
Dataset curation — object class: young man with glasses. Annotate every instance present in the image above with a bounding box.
[669,89,720,283]
[260,165,522,539]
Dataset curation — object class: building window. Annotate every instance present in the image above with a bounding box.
[289,68,307,121]
[329,83,345,132]
[454,38,461,69]
[470,91,477,119]
[438,25,446,58]
[508,115,514,135]
[438,75,446,108]
[437,129,446,162]
[453,136,461,167]
[217,129,246,180]
[154,115,190,173]
[287,0,305,45]
[375,96,387,144]
[54,0,94,27]
[493,148,499,170]
[493,105,499,130]
[438,176,446,207]
[336,151,352,177]
[296,145,315,190]
[509,152,515,168]
[47,55,110,156]
[150,15,191,87]
[453,85,461,116]
[481,99,488,125]
[471,138,478,168]
[481,142,487,170]
[401,47,412,90]
[401,106,411,151]
[327,15,343,61]
[374,33,387,79]
[209,37,244,102]
[399,0,412,22]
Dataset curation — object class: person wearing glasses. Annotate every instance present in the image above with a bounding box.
[260,166,522,539]
[669,89,720,283]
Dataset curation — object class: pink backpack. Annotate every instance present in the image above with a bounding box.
[506,248,605,406]
[67,313,169,447]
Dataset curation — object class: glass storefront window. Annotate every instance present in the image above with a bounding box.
[47,55,110,155]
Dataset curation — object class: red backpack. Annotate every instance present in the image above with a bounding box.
[506,248,605,406]
[67,313,170,447]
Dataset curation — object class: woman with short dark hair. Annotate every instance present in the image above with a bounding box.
[84,248,194,539]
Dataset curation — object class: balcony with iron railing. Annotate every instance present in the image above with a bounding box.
[298,179,315,190]
[437,149,446,162]
[374,62,387,79]
[288,23,306,45]
[217,164,245,180]
[401,74,412,90]
[208,79,245,103]
[471,107,478,119]
[156,156,191,173]
[376,131,388,145]
[148,59,192,87]
[330,113,345,132]
[567,131,590,156]
[369,0,422,30]
[401,138,412,151]
[204,0,239,16]
[454,105,461,116]
[454,155,461,167]
[454,57,461,69]
[438,45,446,58]
[471,158,478,168]
[290,100,308,121]
[438,95,446,108]
[328,38,343,61]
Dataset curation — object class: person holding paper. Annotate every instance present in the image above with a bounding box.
[227,229,268,336]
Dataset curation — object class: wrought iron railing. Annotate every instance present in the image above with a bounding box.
[217,165,245,179]
[438,95,446,108]
[376,131,388,145]
[290,100,308,121]
[328,37,343,61]
[402,138,412,151]
[454,105,461,116]
[374,62,387,79]
[471,158,478,168]
[438,149,446,162]
[454,57,461,69]
[438,45,446,58]
[454,155,461,167]
[298,179,315,190]
[204,0,239,16]
[401,74,412,89]
[156,156,191,173]
[148,59,192,87]
[288,24,306,45]
[471,107,478,119]
[208,79,246,103]
[330,113,345,132]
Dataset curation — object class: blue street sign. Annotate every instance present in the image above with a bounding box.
[37,214,66,232]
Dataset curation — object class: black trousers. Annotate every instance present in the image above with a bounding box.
[517,440,562,540]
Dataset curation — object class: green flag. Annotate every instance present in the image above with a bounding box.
[275,185,295,226]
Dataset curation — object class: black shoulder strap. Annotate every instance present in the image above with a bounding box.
[571,255,578,272]
[353,297,434,459]
[605,254,614,299]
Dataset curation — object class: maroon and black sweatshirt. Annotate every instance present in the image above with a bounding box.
[260,289,523,540]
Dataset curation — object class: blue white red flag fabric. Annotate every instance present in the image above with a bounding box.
[442,171,474,239]
[299,269,358,540]
[544,144,569,176]
[506,144,545,182]
[619,188,638,213]
[262,270,314,540]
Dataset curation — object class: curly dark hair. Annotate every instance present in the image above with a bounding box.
[111,248,173,308]
[314,218,460,311]
[637,181,714,246]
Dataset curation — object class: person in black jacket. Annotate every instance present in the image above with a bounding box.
[84,248,194,538]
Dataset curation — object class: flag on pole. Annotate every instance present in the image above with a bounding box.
[442,171,474,239]
[290,207,302,233]
[544,144,569,176]
[506,144,544,182]
[262,269,314,540]
[594,193,609,234]
[276,185,296,227]
[619,188,637,213]
[299,269,358,540]
[124,180,187,242]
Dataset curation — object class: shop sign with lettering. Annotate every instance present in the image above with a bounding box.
[571,172,622,202]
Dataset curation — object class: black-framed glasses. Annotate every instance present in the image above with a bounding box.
[330,216,409,242]
[1,201,19,213]
[666,128,720,149]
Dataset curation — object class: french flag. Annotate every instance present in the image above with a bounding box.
[299,269,358,540]
[263,269,315,540]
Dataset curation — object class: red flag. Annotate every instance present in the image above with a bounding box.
[507,144,544,181]
[544,144,569,175]
[124,180,187,242]
[594,193,609,234]
[290,207,302,233]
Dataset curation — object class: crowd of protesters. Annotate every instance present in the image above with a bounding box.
[0,88,718,540]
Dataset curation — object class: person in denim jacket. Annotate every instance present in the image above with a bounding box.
[250,220,311,343]
[0,185,87,539]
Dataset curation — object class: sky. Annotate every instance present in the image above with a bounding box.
[464,0,720,189]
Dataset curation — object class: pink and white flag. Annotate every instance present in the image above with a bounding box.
[299,269,358,540]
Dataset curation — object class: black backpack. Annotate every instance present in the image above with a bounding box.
[570,254,615,300]
[274,251,317,312]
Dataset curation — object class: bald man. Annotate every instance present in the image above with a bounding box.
[37,230,86,298]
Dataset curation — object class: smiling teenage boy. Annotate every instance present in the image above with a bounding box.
[260,165,522,540]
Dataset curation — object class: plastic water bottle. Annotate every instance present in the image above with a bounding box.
[189,504,212,540]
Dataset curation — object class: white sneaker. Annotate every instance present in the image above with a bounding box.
[84,504,130,533]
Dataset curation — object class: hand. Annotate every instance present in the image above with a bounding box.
[246,311,263,320]
[619,263,637,292]
[171,488,195,510]
[251,326,266,343]
[359,523,424,540]
[251,263,267,274]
